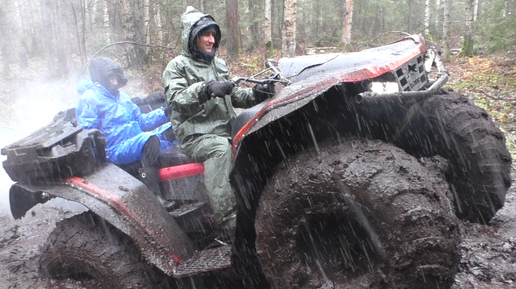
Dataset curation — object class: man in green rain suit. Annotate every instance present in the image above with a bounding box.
[162,6,274,230]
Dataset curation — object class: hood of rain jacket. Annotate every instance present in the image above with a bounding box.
[89,57,128,93]
[182,6,221,62]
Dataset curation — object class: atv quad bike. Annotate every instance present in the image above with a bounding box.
[2,35,511,289]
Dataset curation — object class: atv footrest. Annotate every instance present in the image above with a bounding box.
[168,201,209,218]
[169,202,213,235]
[174,245,232,278]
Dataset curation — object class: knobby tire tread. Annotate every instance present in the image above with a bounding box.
[255,139,460,289]
[415,91,512,223]
[39,212,162,289]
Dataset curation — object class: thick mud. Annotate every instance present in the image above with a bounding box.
[255,139,461,289]
[451,170,516,289]
[0,171,515,289]
[0,203,101,289]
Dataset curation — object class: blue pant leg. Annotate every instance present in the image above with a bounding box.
[106,132,153,165]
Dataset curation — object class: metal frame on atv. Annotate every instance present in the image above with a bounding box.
[2,34,511,288]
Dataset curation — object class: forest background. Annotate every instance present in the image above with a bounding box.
[0,0,515,156]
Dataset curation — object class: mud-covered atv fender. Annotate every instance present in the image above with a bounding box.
[20,163,194,276]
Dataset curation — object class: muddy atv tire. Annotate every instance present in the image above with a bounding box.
[40,212,164,289]
[408,90,512,223]
[255,139,460,289]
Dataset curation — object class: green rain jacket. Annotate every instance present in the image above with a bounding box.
[162,6,259,146]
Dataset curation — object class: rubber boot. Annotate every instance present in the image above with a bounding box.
[216,210,237,244]
[138,167,176,211]
[141,135,160,167]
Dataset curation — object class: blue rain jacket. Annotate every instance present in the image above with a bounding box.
[76,78,174,165]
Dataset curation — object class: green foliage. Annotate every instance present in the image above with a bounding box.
[459,35,475,57]
[446,55,516,160]
[265,41,275,59]
[243,56,263,75]
[472,96,516,159]
[474,0,516,53]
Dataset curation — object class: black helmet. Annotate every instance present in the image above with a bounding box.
[89,57,128,93]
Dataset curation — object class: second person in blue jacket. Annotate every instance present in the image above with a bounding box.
[76,56,182,167]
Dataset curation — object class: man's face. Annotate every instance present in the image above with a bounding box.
[106,74,120,94]
[195,31,215,53]
[109,75,118,87]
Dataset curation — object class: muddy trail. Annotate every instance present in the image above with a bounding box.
[0,167,515,289]
[0,203,100,289]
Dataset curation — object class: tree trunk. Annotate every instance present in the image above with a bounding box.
[314,0,321,38]
[40,0,59,75]
[154,2,163,47]
[264,0,272,50]
[144,0,151,55]
[473,0,479,21]
[282,0,296,57]
[442,0,451,61]
[103,0,110,44]
[460,0,475,57]
[435,0,442,40]
[0,5,11,76]
[55,1,72,76]
[225,0,240,59]
[407,0,412,32]
[123,0,146,66]
[424,0,430,37]
[14,0,29,69]
[273,0,284,50]
[70,0,87,67]
[342,0,353,46]
[248,0,262,49]
[89,0,96,29]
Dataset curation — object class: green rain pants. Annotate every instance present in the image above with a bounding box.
[181,134,235,224]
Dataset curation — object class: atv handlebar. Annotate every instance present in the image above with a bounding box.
[231,59,290,87]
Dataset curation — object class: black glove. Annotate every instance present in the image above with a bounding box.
[253,82,275,102]
[205,81,235,99]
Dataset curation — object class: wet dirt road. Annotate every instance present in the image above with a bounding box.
[0,170,514,288]
[451,169,516,289]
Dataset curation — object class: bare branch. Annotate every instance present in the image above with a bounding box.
[471,88,516,103]
[370,31,411,44]
[81,40,178,74]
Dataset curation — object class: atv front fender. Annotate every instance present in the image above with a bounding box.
[12,163,194,276]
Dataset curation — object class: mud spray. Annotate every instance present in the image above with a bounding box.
[0,78,80,217]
